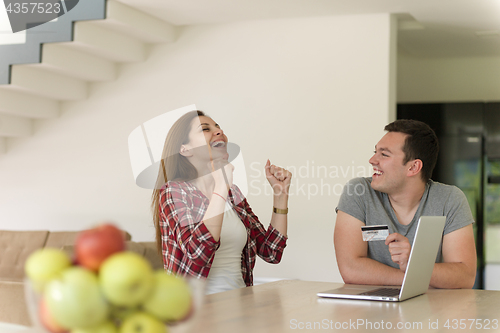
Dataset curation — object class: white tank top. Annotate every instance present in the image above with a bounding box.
[205,202,247,294]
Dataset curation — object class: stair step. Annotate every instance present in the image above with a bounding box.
[0,0,106,85]
[0,114,31,137]
[94,0,176,44]
[10,65,87,100]
[60,21,146,63]
[39,43,116,81]
[0,88,58,118]
[0,0,175,142]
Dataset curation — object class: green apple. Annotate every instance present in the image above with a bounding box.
[119,312,166,333]
[142,272,192,322]
[71,320,118,333]
[38,297,69,333]
[109,304,139,322]
[45,267,109,329]
[99,251,153,307]
[25,248,71,292]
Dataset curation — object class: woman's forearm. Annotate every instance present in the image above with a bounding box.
[270,194,288,236]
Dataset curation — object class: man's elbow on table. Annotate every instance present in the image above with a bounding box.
[340,272,363,285]
[431,262,476,289]
[336,257,367,285]
[432,224,477,289]
[459,261,477,289]
[462,271,476,289]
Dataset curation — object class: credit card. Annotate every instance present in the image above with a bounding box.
[361,225,389,241]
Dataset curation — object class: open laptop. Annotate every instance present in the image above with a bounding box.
[317,216,446,302]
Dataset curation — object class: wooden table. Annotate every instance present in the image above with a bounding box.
[188,280,500,332]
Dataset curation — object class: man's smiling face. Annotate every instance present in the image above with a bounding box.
[369,131,411,194]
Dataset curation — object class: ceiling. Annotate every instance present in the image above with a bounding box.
[117,0,500,58]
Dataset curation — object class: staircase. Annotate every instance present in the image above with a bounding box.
[0,0,175,154]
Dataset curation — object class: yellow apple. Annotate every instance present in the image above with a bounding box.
[25,248,71,292]
[142,272,192,323]
[99,251,153,307]
[119,312,166,333]
[45,267,109,329]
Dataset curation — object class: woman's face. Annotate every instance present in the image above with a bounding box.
[182,116,228,161]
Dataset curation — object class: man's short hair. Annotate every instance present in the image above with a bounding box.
[385,119,439,182]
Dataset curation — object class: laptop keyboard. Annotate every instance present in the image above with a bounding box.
[359,288,401,297]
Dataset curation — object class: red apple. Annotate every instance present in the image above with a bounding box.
[39,297,69,333]
[75,223,125,271]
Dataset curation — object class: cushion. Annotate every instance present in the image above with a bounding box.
[45,229,132,249]
[125,241,145,256]
[140,242,164,270]
[0,231,48,282]
[44,231,81,249]
[0,281,31,326]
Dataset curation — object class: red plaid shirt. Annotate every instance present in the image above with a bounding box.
[159,180,287,286]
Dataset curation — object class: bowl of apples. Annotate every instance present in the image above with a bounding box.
[24,223,204,333]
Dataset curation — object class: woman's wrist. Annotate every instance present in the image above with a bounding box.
[273,207,288,214]
[273,195,288,209]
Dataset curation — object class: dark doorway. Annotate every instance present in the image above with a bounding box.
[398,102,500,290]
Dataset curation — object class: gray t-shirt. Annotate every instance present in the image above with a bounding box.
[336,177,474,269]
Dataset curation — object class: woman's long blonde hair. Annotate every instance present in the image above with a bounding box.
[152,110,205,254]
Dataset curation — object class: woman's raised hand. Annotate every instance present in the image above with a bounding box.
[265,159,292,197]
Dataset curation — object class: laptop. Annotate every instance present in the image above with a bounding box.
[317,216,446,302]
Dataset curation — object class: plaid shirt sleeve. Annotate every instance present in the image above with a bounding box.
[243,196,288,263]
[159,181,220,278]
[230,186,287,286]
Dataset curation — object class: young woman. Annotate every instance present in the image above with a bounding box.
[152,110,291,294]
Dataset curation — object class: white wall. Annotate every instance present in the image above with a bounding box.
[0,14,394,283]
[398,53,500,103]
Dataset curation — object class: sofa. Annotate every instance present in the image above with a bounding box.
[0,229,163,327]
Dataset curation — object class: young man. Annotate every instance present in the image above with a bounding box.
[334,119,476,289]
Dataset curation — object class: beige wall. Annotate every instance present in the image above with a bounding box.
[0,14,395,283]
[398,52,500,103]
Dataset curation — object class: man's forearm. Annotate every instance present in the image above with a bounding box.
[430,262,476,289]
[339,257,405,286]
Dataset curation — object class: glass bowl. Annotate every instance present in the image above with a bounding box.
[24,276,206,333]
